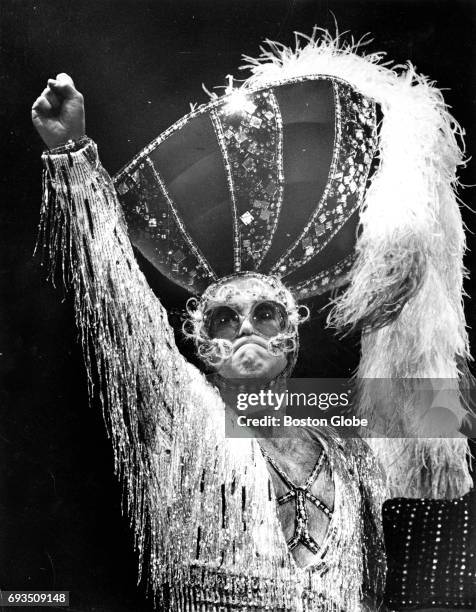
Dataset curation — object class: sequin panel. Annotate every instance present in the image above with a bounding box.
[292,254,356,299]
[383,495,475,610]
[117,159,215,293]
[216,90,284,271]
[271,80,377,279]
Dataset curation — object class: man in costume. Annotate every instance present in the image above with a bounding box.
[32,30,473,610]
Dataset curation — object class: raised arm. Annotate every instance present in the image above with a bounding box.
[31,76,288,602]
[33,73,207,456]
[32,73,230,570]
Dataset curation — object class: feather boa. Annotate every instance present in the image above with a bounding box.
[240,29,473,499]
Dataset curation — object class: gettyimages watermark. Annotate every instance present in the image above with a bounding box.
[216,378,476,439]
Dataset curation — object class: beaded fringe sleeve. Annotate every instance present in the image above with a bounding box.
[38,138,385,611]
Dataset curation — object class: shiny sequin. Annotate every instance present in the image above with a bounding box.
[119,157,216,292]
[264,449,333,555]
[383,494,475,609]
[271,80,377,278]
[114,76,377,299]
[216,89,284,271]
[210,110,241,272]
[293,254,356,298]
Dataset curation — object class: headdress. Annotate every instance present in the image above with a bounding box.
[114,29,473,499]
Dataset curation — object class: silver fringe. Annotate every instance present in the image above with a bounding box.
[38,139,386,611]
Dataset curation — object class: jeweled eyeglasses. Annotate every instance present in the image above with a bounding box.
[204,300,288,341]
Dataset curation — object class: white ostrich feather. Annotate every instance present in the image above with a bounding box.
[240,29,473,499]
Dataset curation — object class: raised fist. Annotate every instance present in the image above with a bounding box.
[32,73,85,149]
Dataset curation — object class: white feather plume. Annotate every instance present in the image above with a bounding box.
[240,29,473,499]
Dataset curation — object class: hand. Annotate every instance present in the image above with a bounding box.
[31,73,85,149]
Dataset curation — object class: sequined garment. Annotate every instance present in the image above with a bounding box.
[114,77,377,299]
[38,140,386,611]
[383,493,475,610]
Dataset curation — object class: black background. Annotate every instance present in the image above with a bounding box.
[1,1,476,611]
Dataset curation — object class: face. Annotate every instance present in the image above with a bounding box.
[199,276,293,380]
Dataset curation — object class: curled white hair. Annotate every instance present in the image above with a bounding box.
[182,283,309,369]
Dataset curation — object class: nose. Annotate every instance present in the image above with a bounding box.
[238,316,254,336]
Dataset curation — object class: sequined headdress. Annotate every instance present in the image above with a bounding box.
[114,30,473,500]
[115,58,376,298]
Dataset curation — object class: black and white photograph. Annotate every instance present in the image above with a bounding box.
[1,1,476,611]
